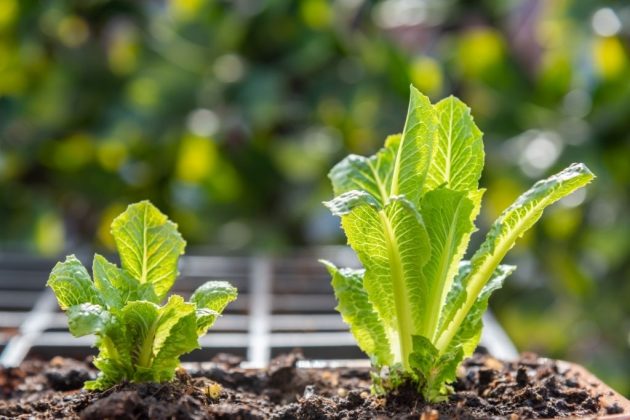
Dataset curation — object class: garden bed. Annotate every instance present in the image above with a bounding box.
[1,350,628,419]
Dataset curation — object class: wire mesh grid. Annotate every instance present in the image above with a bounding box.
[0,248,517,368]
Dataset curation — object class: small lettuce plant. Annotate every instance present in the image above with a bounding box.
[322,87,594,401]
[47,201,237,390]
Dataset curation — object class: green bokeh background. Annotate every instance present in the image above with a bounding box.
[1,0,629,394]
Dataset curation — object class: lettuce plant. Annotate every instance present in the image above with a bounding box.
[322,87,594,401]
[47,201,237,390]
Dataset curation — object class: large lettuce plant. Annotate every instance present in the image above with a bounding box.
[322,87,594,401]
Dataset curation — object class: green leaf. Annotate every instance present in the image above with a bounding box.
[328,86,436,208]
[86,339,133,391]
[191,281,238,312]
[390,86,436,205]
[195,308,221,335]
[324,190,381,216]
[93,254,139,308]
[328,137,397,206]
[85,359,125,390]
[111,201,186,300]
[149,309,198,382]
[47,255,102,310]
[321,260,392,366]
[67,303,111,337]
[436,163,595,352]
[425,96,483,192]
[122,296,198,382]
[332,191,431,368]
[151,296,196,359]
[85,315,134,390]
[190,281,238,334]
[420,188,482,338]
[120,300,159,367]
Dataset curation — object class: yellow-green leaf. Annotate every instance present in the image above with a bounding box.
[111,201,186,300]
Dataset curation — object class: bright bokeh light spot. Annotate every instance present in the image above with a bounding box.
[457,28,504,78]
[176,135,217,183]
[35,212,65,257]
[300,0,332,30]
[169,0,204,20]
[97,140,128,171]
[187,109,219,138]
[519,131,563,177]
[410,56,443,97]
[373,0,427,28]
[213,54,245,84]
[0,0,18,30]
[97,203,126,250]
[592,8,622,37]
[593,36,627,80]
[560,188,587,208]
[484,177,522,223]
[57,16,90,48]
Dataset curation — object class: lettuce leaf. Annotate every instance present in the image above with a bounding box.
[328,88,435,208]
[324,193,431,368]
[322,261,392,366]
[190,281,238,334]
[434,163,594,353]
[111,201,186,300]
[48,256,102,309]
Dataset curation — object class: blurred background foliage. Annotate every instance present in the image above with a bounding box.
[1,0,629,394]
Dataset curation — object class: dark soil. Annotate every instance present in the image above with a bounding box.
[0,350,626,419]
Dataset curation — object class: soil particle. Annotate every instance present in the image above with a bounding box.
[515,367,528,387]
[45,357,94,391]
[608,402,624,414]
[0,350,625,419]
[0,365,25,398]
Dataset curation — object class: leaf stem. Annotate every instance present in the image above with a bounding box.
[378,210,412,369]
[141,204,148,283]
[137,319,158,368]
[424,198,463,341]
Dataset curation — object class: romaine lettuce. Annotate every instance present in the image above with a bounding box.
[322,87,594,401]
[48,201,237,390]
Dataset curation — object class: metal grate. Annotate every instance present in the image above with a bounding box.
[0,248,517,367]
